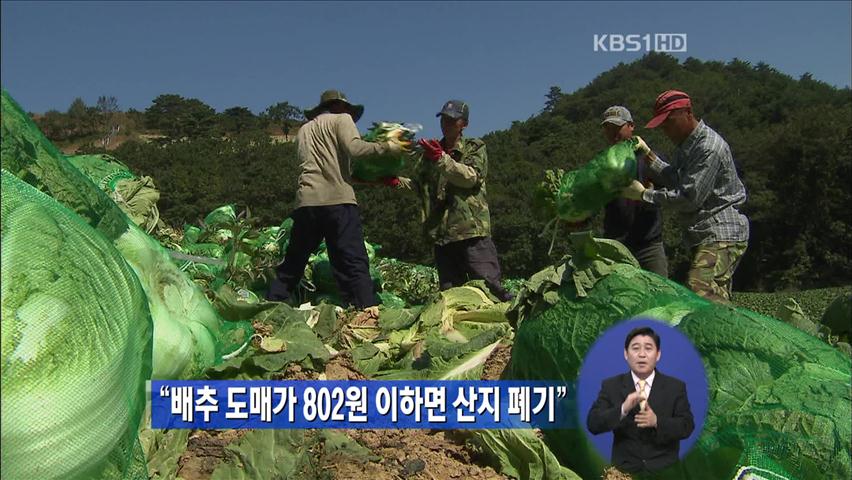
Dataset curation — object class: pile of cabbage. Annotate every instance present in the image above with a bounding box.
[4,86,849,480]
[508,234,851,480]
[1,90,250,479]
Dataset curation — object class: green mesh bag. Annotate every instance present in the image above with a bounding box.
[821,293,852,336]
[1,171,152,480]
[508,240,851,480]
[352,122,418,181]
[203,204,237,229]
[66,153,135,191]
[68,154,162,233]
[1,89,251,379]
[555,139,638,221]
[309,241,383,303]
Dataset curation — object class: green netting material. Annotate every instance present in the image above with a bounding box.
[66,153,134,190]
[555,139,638,222]
[1,89,251,379]
[1,171,152,480]
[169,205,292,295]
[352,122,418,181]
[821,293,852,336]
[509,243,852,480]
[309,241,382,302]
[68,154,161,233]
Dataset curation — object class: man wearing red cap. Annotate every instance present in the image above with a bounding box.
[622,90,749,303]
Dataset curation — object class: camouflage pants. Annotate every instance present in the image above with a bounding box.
[687,242,747,303]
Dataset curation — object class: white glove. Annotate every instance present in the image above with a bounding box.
[385,141,404,155]
[633,136,651,156]
[396,176,413,190]
[621,179,646,201]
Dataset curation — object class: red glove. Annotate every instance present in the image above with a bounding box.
[417,138,444,162]
[382,176,401,188]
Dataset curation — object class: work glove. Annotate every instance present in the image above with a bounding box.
[417,138,444,163]
[381,176,412,190]
[385,141,405,155]
[385,128,412,148]
[396,176,413,190]
[621,179,647,201]
[382,176,401,188]
[633,136,651,156]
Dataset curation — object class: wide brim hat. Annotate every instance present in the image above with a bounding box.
[305,89,364,122]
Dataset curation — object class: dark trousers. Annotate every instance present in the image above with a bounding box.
[266,204,377,309]
[630,241,668,278]
[434,236,513,302]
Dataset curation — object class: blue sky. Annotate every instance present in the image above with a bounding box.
[2,1,850,138]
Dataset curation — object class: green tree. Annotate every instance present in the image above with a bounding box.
[144,94,217,141]
[219,106,260,135]
[543,86,563,112]
[263,101,304,139]
[67,97,88,119]
[36,109,70,141]
[66,97,97,138]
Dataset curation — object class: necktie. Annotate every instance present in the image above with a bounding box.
[638,379,647,412]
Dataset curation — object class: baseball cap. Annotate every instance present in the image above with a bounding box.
[601,105,633,126]
[436,100,469,121]
[645,90,692,128]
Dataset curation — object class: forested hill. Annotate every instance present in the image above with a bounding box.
[104,53,851,292]
[480,52,851,291]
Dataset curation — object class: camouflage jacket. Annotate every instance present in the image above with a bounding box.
[417,136,492,245]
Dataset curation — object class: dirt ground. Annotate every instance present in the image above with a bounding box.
[315,342,516,479]
[173,344,518,479]
[481,342,513,381]
[175,428,508,480]
[327,429,507,480]
[176,430,247,479]
[324,353,368,381]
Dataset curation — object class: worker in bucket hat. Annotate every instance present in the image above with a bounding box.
[266,90,404,316]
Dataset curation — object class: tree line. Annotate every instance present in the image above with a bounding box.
[61,53,850,292]
[32,94,304,147]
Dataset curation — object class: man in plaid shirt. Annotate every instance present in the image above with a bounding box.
[622,90,749,303]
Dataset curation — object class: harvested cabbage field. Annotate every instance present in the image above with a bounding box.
[2,88,850,480]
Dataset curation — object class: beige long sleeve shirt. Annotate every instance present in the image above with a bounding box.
[295,112,391,208]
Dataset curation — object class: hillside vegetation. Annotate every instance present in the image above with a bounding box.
[45,53,852,292]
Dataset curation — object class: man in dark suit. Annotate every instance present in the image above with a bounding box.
[587,326,695,474]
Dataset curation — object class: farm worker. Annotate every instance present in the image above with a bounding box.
[621,90,749,302]
[416,100,513,302]
[600,105,668,277]
[265,90,404,315]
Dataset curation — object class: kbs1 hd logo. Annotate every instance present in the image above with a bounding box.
[593,33,688,53]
